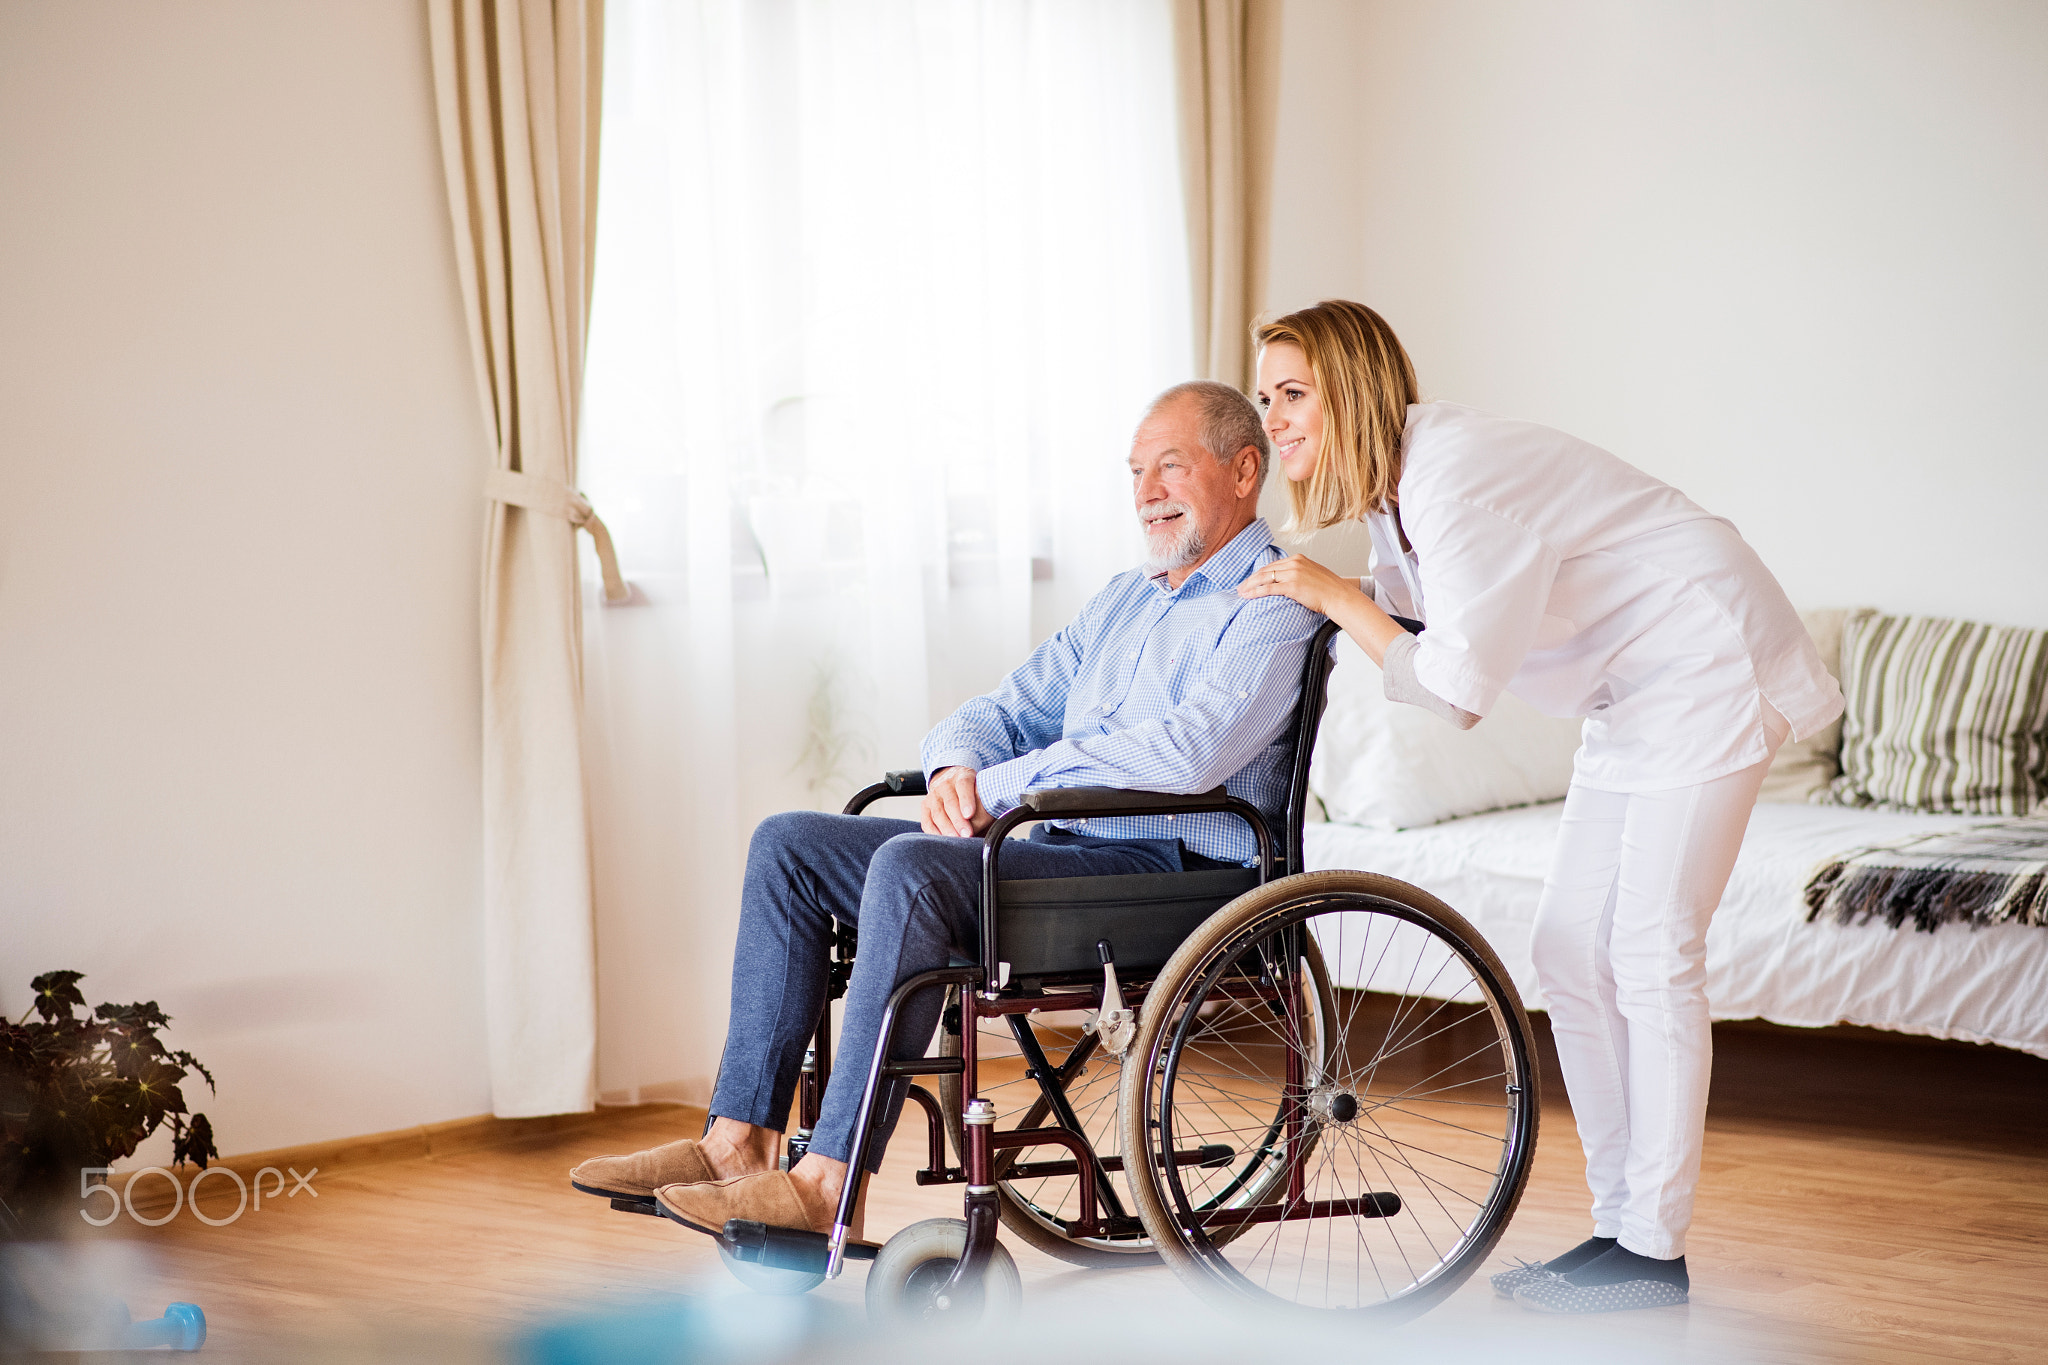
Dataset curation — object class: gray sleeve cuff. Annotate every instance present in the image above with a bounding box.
[1382,632,1481,731]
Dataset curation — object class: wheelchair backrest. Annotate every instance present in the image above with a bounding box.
[1276,619,1344,876]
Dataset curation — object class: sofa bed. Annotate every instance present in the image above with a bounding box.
[1302,608,2048,1059]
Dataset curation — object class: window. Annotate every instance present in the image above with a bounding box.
[578,1,1192,1102]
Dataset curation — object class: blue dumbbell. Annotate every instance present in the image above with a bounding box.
[121,1302,207,1351]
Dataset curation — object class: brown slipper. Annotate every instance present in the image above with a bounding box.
[654,1169,865,1242]
[570,1136,717,1202]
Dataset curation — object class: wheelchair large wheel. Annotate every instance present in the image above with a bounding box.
[1118,870,1540,1320]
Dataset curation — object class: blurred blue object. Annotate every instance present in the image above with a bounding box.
[520,1301,702,1365]
[2,1243,206,1352]
[124,1301,207,1351]
[518,1291,830,1365]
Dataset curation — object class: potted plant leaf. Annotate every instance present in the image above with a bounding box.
[0,971,218,1236]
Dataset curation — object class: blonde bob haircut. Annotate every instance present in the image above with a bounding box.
[1254,300,1419,530]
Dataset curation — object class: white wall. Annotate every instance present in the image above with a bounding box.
[0,1,491,1159]
[1252,0,1375,575]
[1261,0,2048,629]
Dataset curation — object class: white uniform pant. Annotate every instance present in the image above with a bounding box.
[1529,712,1787,1260]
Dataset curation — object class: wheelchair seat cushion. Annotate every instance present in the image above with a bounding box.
[995,868,1262,978]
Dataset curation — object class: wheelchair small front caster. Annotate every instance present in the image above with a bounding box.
[865,1218,1021,1327]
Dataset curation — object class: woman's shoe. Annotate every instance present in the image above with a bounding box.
[1514,1275,1690,1313]
[1516,1242,1690,1312]
[1488,1259,1561,1298]
[569,1136,717,1202]
[1489,1235,1618,1297]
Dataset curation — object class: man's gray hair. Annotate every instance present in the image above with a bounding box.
[1143,380,1271,491]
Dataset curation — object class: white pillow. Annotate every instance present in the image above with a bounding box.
[1309,632,1585,830]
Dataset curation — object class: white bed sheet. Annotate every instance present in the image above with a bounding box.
[1304,802,2048,1058]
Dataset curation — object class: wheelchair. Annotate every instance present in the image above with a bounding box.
[646,619,1540,1324]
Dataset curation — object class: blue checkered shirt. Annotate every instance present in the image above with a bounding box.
[921,518,1321,865]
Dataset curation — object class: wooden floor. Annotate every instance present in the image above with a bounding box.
[59,1020,2048,1364]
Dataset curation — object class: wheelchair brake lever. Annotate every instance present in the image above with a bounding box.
[1094,940,1136,1058]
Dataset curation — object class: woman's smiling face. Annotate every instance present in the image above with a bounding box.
[1255,341,1323,484]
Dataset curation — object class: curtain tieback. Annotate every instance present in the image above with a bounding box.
[486,468,630,605]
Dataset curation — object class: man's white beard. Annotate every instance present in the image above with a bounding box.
[1141,501,1206,575]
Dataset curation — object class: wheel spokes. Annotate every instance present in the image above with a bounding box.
[1145,900,1533,1313]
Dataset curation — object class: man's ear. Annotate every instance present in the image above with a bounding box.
[1235,444,1262,498]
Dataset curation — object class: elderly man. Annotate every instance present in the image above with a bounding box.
[570,380,1320,1239]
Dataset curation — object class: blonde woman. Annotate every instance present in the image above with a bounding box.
[1239,299,1841,1314]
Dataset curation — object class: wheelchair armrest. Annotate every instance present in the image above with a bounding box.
[1020,785,1234,816]
[843,769,929,816]
[884,769,928,797]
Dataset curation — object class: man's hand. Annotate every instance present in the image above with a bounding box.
[922,766,992,838]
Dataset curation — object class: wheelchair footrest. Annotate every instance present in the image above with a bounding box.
[720,1219,880,1273]
[609,1197,661,1216]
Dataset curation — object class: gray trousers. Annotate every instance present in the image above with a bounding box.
[709,810,1186,1171]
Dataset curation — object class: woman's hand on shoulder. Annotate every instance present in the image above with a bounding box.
[1236,554,1358,618]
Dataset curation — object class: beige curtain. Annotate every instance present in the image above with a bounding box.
[1172,0,1281,391]
[428,0,624,1117]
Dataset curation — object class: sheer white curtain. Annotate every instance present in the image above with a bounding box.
[579,0,1193,1106]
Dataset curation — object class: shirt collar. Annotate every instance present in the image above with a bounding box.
[1146,517,1278,597]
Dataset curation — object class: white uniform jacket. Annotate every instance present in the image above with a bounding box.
[1366,402,1843,792]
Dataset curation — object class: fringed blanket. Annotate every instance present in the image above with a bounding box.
[1804,818,2048,932]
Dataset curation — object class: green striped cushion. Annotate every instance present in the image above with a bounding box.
[1822,610,2048,816]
